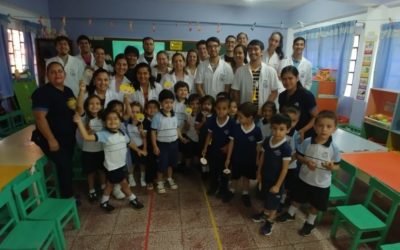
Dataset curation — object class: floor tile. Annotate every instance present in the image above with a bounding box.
[113,207,148,234]
[148,230,183,250]
[180,191,206,210]
[150,209,182,232]
[213,206,246,226]
[218,225,257,250]
[78,212,119,236]
[108,233,145,250]
[182,227,218,250]
[181,208,212,229]
[153,192,180,211]
[71,235,111,250]
[293,239,337,250]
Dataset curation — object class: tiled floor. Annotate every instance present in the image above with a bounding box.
[65,169,372,250]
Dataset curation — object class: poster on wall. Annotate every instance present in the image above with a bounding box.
[356,40,375,101]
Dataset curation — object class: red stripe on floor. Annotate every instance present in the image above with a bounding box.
[143,191,155,250]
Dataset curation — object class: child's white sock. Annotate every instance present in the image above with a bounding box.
[201,165,207,173]
[242,190,249,195]
[306,214,317,225]
[128,194,137,201]
[288,205,298,216]
[89,188,96,194]
[229,188,235,193]
[280,193,287,204]
[140,172,145,181]
[167,177,173,182]
[100,184,106,190]
[101,195,110,204]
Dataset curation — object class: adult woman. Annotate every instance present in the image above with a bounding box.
[185,49,199,78]
[237,32,249,46]
[151,51,171,83]
[31,62,77,198]
[278,66,317,140]
[110,54,131,99]
[263,32,284,72]
[87,68,119,107]
[232,44,248,73]
[161,52,194,93]
[132,63,162,107]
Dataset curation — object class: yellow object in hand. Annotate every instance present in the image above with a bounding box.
[163,81,173,89]
[185,107,193,115]
[119,83,135,94]
[135,113,145,122]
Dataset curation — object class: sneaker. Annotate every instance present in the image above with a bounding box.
[147,183,154,190]
[167,179,178,190]
[88,192,98,202]
[299,222,315,236]
[260,220,273,236]
[277,212,295,223]
[222,191,234,203]
[241,194,252,207]
[130,198,144,210]
[140,179,147,187]
[252,212,267,223]
[112,187,126,199]
[129,175,136,187]
[100,201,115,212]
[157,182,166,194]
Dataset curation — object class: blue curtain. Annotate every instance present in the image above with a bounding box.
[0,23,13,98]
[24,31,35,78]
[373,22,400,91]
[295,21,356,96]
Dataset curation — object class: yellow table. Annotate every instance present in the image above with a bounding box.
[0,125,43,189]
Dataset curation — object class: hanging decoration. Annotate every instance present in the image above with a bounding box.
[216,23,221,33]
[88,18,92,26]
[109,20,115,28]
[250,22,256,31]
[152,23,156,32]
[128,20,133,31]
[59,16,67,36]
[188,22,192,32]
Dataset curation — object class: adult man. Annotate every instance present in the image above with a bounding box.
[196,40,209,62]
[232,40,279,108]
[75,34,94,67]
[46,36,84,96]
[195,37,234,97]
[137,37,157,67]
[223,35,236,67]
[279,37,312,90]
[124,45,139,82]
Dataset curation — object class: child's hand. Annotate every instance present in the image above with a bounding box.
[269,185,279,194]
[180,137,189,144]
[153,146,160,156]
[306,159,317,171]
[138,149,147,157]
[73,113,82,123]
[142,149,148,157]
[322,161,335,170]
[79,80,86,93]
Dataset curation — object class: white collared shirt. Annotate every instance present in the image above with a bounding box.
[75,53,95,69]
[262,51,281,73]
[93,61,114,73]
[195,59,234,97]
[132,83,162,107]
[138,53,157,68]
[279,57,312,90]
[160,73,195,93]
[232,62,279,106]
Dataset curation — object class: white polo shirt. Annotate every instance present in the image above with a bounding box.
[81,116,103,152]
[232,62,279,106]
[93,62,114,73]
[262,51,281,73]
[160,73,194,93]
[195,59,234,97]
[297,136,341,188]
[46,55,85,96]
[96,130,130,171]
[132,83,162,108]
[151,111,178,143]
[173,100,187,129]
[127,123,144,147]
[279,57,312,90]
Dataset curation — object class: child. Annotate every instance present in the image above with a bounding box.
[195,95,215,179]
[74,109,144,212]
[182,93,201,169]
[143,100,160,190]
[76,82,106,202]
[127,101,147,187]
[229,100,238,121]
[277,110,340,236]
[258,101,277,140]
[225,102,263,207]
[151,89,188,194]
[106,99,132,199]
[202,97,235,199]
[252,113,292,235]
[280,106,301,208]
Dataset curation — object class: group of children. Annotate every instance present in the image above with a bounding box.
[73,72,341,237]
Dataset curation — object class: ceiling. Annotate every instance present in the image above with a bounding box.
[154,0,397,10]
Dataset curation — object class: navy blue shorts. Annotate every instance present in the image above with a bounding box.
[292,178,330,211]
[231,162,257,180]
[105,166,127,184]
[81,151,104,174]
[157,140,179,172]
[180,137,199,158]
[262,181,284,211]
[130,145,147,166]
[284,168,299,192]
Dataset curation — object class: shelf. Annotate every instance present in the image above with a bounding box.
[364,117,391,130]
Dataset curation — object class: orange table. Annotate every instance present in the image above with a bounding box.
[0,125,43,189]
[342,151,400,192]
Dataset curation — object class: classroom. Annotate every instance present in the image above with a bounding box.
[0,0,400,249]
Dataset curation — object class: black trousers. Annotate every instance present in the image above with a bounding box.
[145,153,157,183]
[208,152,229,194]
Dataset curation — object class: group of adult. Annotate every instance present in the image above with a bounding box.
[31,31,317,199]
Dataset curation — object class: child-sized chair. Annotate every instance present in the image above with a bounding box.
[380,243,400,250]
[0,188,62,250]
[330,177,400,250]
[12,172,81,249]
[34,156,60,198]
[317,161,357,222]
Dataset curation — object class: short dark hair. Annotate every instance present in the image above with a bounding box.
[237,32,248,40]
[93,46,105,54]
[174,81,189,93]
[142,37,154,43]
[293,37,306,46]
[101,109,121,122]
[46,61,64,73]
[206,37,220,46]
[54,35,70,46]
[315,110,337,125]
[225,35,236,42]
[238,102,257,118]
[270,113,291,129]
[188,93,201,104]
[145,100,160,110]
[284,106,300,116]
[76,35,90,44]
[200,95,215,107]
[215,97,230,107]
[248,39,265,51]
[196,40,207,49]
[124,46,139,57]
[216,92,230,100]
[261,101,277,114]
[158,89,175,102]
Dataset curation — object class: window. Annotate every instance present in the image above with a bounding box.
[344,35,360,97]
[7,29,27,74]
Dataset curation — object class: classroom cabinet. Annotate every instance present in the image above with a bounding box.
[362,88,400,150]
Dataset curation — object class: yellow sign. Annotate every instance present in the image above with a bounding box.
[170,41,183,51]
